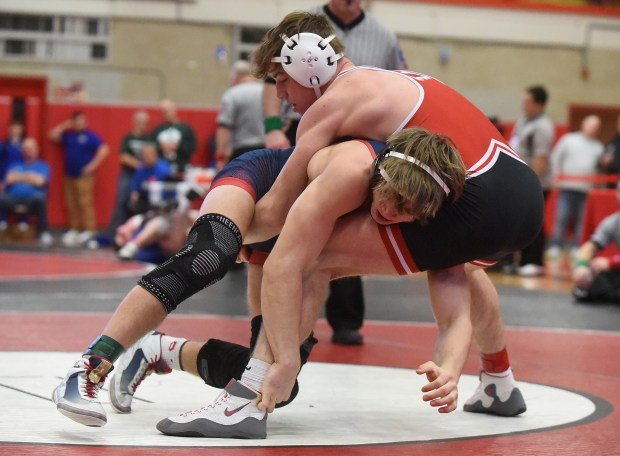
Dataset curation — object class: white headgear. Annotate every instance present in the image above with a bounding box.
[271,32,343,98]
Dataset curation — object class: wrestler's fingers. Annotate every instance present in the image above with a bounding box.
[257,394,276,413]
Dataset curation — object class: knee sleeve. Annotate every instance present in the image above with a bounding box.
[137,213,242,313]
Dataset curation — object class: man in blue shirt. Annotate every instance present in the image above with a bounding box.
[49,111,109,247]
[0,119,26,192]
[0,137,52,247]
[128,142,173,212]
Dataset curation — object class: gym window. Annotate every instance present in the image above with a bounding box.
[0,13,109,62]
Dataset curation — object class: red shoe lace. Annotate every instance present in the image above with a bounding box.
[130,357,159,391]
[82,360,108,398]
[181,392,230,417]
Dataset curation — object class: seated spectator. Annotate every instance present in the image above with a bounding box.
[0,119,26,192]
[128,142,173,214]
[115,209,194,263]
[0,137,52,247]
[572,180,620,303]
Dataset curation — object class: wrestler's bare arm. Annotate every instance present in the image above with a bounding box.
[246,76,387,244]
[419,266,472,413]
[257,143,371,409]
[246,97,350,243]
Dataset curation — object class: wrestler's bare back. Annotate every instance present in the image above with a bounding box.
[307,65,421,143]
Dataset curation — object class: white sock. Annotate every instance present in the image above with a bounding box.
[159,334,187,371]
[240,358,270,392]
[484,367,512,378]
[482,368,516,401]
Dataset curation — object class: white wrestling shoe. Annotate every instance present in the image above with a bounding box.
[109,331,173,414]
[52,356,113,427]
[463,370,527,417]
[156,379,267,439]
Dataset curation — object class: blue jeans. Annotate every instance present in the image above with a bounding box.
[550,189,588,249]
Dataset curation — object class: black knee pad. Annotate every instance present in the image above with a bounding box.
[249,315,263,349]
[138,213,242,313]
[196,339,251,389]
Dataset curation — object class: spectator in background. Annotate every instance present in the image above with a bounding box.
[215,60,265,169]
[548,115,605,258]
[572,179,620,303]
[115,206,194,263]
[0,137,52,247]
[99,109,151,244]
[260,0,409,346]
[598,114,620,184]
[0,119,26,192]
[127,142,173,215]
[508,85,555,276]
[151,99,197,177]
[49,111,109,247]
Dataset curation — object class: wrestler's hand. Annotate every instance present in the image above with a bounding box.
[237,245,252,263]
[265,129,290,149]
[590,256,610,275]
[572,265,593,289]
[257,361,299,413]
[416,361,458,413]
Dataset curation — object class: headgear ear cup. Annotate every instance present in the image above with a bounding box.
[271,33,343,98]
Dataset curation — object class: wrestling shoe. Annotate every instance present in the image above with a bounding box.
[109,331,173,414]
[52,355,113,427]
[156,379,267,439]
[463,370,527,417]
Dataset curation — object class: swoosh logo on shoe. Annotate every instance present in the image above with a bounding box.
[224,401,251,417]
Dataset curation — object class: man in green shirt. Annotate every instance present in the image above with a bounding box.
[151,98,197,176]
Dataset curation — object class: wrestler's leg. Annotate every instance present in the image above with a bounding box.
[53,186,256,426]
[101,186,255,348]
[466,265,505,354]
[110,262,316,413]
[463,265,526,416]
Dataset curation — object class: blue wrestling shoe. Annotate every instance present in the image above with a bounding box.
[109,331,173,414]
[463,370,527,417]
[52,355,113,427]
[156,379,267,439]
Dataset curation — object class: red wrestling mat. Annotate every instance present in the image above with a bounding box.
[0,251,148,280]
[0,312,618,456]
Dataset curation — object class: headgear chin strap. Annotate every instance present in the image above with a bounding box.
[271,33,343,99]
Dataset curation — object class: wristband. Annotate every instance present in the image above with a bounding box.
[574,258,590,268]
[264,116,283,133]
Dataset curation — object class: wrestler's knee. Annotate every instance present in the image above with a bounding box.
[138,213,242,313]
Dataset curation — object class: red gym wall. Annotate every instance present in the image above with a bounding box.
[0,75,218,229]
[42,104,218,228]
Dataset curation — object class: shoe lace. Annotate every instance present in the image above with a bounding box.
[82,360,107,398]
[180,392,230,417]
[130,357,160,392]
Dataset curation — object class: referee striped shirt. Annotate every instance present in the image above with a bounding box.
[308,4,407,70]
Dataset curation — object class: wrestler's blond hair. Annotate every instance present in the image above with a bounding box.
[375,128,466,225]
[253,11,345,80]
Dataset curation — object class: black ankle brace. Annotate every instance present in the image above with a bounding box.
[84,335,125,363]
